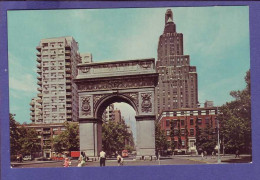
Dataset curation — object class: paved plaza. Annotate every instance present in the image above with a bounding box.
[11,154,251,168]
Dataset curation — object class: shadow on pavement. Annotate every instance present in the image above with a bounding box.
[221,156,252,163]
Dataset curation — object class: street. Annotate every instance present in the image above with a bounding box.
[11,154,251,168]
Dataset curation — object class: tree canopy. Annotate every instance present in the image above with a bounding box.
[52,122,79,153]
[220,70,251,154]
[10,114,41,156]
[102,120,133,156]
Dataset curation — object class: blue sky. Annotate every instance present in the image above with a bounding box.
[8,7,250,140]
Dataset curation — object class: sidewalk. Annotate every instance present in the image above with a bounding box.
[177,154,252,164]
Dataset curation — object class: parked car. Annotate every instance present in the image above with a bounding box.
[23,155,32,161]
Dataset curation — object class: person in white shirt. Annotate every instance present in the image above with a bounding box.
[99,149,106,167]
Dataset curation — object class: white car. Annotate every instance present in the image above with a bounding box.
[23,155,32,161]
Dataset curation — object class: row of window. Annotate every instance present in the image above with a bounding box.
[166,129,195,136]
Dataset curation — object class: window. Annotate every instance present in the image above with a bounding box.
[197,118,202,125]
[190,119,194,125]
[181,129,185,135]
[174,129,178,136]
[181,120,184,126]
[182,140,185,147]
[190,129,194,136]
[166,120,170,127]
[166,130,170,136]
[205,117,210,124]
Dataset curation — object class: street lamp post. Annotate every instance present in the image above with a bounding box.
[217,106,221,164]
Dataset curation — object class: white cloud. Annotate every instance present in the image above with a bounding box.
[9,74,37,93]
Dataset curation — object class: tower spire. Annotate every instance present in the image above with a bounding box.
[165,9,173,25]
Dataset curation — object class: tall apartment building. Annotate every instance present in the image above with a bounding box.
[30,97,42,123]
[102,104,115,122]
[32,36,80,124]
[155,9,198,117]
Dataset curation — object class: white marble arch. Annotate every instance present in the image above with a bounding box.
[74,58,158,159]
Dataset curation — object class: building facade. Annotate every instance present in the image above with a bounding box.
[29,97,42,123]
[155,9,198,117]
[19,122,78,158]
[33,36,81,124]
[158,107,218,154]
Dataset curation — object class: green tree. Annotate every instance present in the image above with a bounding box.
[53,122,79,153]
[102,121,132,156]
[18,126,41,156]
[10,113,21,156]
[220,70,251,154]
[195,117,217,154]
[155,122,169,152]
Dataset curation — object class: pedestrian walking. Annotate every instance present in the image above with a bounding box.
[117,153,123,166]
[201,151,204,159]
[99,149,106,167]
[155,150,159,160]
[63,157,71,167]
[235,149,240,158]
[204,151,207,159]
[78,151,86,167]
[211,151,215,159]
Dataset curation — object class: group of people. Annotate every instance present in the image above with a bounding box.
[63,149,124,167]
[63,152,87,167]
[99,149,124,167]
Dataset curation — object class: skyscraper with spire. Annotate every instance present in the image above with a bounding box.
[155,9,198,117]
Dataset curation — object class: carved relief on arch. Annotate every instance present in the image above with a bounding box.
[123,92,139,108]
[141,92,152,113]
[79,95,93,117]
[139,61,152,69]
[93,94,107,108]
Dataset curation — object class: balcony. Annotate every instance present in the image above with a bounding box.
[66,80,71,84]
[65,68,71,73]
[66,92,72,97]
[37,64,42,69]
[38,105,43,109]
[37,81,42,85]
[37,69,42,74]
[30,102,34,106]
[67,104,72,108]
[30,117,35,121]
[30,107,35,111]
[67,115,72,119]
[36,52,41,57]
[37,93,43,97]
[30,112,35,116]
[37,58,41,63]
[66,98,72,102]
[65,56,70,60]
[65,50,71,55]
[37,99,42,104]
[67,110,72,113]
[65,44,71,49]
[37,87,42,91]
[37,76,42,80]
[65,62,71,66]
[36,46,41,52]
[66,85,71,90]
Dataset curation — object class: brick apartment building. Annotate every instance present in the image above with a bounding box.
[19,122,78,158]
[158,107,218,154]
